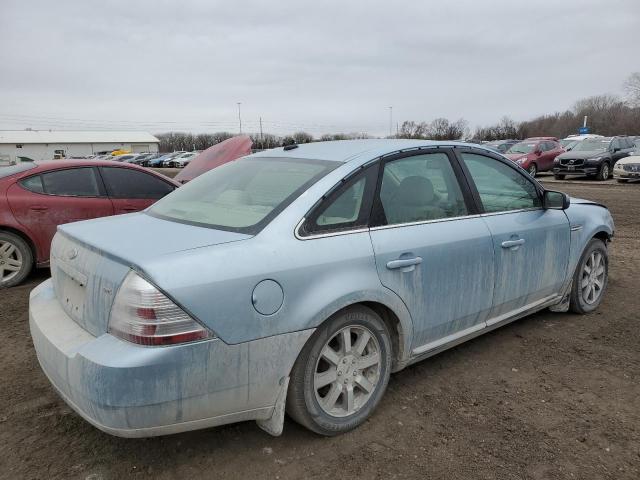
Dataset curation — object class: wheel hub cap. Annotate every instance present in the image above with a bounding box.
[0,240,23,283]
[314,325,381,418]
[581,251,605,305]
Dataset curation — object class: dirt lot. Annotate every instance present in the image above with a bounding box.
[1,178,639,480]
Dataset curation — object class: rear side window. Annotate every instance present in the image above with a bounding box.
[300,164,378,236]
[20,175,44,193]
[40,168,101,197]
[461,153,541,213]
[100,167,174,199]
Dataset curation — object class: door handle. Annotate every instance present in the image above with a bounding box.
[386,257,423,270]
[501,239,525,249]
[29,205,48,212]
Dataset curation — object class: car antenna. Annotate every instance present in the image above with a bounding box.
[283,144,299,151]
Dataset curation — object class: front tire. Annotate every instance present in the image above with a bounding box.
[527,163,537,177]
[596,162,610,181]
[286,305,392,436]
[569,238,608,314]
[0,231,33,288]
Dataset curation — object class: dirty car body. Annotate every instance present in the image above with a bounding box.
[29,140,614,438]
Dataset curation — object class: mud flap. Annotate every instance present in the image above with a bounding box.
[549,281,571,313]
[256,377,289,436]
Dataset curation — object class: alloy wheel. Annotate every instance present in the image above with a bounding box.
[581,251,606,304]
[0,240,23,284]
[314,325,381,418]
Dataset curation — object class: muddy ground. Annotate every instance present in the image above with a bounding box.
[1,178,639,479]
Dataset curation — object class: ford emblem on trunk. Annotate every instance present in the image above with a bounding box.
[66,248,78,260]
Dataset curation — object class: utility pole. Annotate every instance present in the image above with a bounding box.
[389,106,393,137]
[259,116,263,147]
[237,102,242,134]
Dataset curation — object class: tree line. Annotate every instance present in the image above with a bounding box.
[157,72,640,151]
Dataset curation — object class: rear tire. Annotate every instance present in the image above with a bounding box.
[569,238,608,314]
[554,174,565,180]
[286,305,392,436]
[596,162,610,181]
[0,231,33,288]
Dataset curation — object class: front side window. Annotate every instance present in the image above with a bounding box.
[461,153,541,213]
[375,152,468,226]
[149,157,337,233]
[101,167,174,199]
[40,168,101,197]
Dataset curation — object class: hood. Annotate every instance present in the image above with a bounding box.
[615,155,640,165]
[58,211,251,267]
[506,153,528,160]
[174,136,253,184]
[556,150,605,160]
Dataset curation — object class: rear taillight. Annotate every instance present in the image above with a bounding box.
[109,271,213,346]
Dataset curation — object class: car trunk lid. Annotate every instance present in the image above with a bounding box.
[50,212,251,336]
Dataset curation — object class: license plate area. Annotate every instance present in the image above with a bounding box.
[568,166,575,171]
[56,261,88,319]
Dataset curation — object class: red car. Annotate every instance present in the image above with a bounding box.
[505,137,564,177]
[0,160,179,287]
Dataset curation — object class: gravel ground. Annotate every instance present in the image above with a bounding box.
[1,179,639,480]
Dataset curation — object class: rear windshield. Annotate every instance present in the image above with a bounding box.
[0,163,37,179]
[148,157,337,233]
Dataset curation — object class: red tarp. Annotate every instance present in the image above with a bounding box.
[174,135,253,184]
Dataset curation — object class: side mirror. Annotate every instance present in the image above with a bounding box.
[543,190,570,210]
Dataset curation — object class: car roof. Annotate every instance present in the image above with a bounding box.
[27,160,180,184]
[247,139,494,163]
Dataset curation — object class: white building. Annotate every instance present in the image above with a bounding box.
[0,130,159,163]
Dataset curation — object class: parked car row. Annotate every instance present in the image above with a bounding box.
[484,134,639,181]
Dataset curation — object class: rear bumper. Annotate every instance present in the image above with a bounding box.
[29,279,312,437]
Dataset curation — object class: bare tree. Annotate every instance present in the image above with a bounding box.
[623,72,640,107]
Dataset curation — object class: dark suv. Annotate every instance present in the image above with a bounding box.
[553,136,635,181]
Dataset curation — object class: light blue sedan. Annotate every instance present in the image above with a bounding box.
[29,140,614,437]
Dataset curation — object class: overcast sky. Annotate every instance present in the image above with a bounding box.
[1,0,638,136]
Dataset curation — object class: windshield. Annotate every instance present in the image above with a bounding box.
[0,162,37,178]
[149,157,338,233]
[559,139,575,147]
[572,139,610,152]
[508,142,537,154]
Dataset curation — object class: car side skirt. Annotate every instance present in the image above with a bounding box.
[405,294,561,368]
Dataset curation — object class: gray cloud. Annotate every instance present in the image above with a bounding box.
[1,0,638,136]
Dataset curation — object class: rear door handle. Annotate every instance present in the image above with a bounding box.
[501,239,525,249]
[386,257,423,270]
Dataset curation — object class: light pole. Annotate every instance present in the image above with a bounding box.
[388,106,393,137]
[237,102,242,134]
